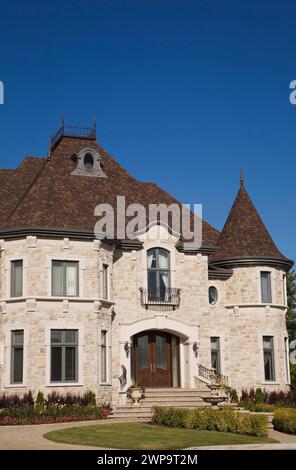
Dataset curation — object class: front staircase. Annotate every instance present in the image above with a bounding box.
[110,387,211,420]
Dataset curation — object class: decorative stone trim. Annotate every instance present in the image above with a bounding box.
[26,236,37,248]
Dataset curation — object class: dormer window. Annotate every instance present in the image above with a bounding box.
[71,147,107,178]
[84,152,94,171]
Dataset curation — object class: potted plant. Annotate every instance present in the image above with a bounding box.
[128,383,143,405]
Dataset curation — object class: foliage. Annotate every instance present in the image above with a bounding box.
[0,390,106,425]
[46,390,97,407]
[0,405,104,425]
[0,391,34,408]
[153,406,269,437]
[240,388,296,408]
[230,389,239,403]
[290,364,296,389]
[35,391,45,414]
[286,269,296,342]
[273,409,296,434]
[255,388,265,403]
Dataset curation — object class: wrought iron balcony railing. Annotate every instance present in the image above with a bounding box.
[140,287,181,309]
[198,364,229,387]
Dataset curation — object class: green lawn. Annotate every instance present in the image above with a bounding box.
[44,423,277,450]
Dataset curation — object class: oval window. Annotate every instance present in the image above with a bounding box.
[84,152,94,171]
[209,286,218,305]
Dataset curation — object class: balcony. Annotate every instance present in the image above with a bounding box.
[140,287,181,310]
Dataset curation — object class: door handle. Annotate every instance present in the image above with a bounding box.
[150,363,153,373]
[154,364,156,373]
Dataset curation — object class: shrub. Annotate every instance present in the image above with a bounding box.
[35,391,45,414]
[290,364,296,389]
[153,406,268,437]
[273,409,296,434]
[255,388,265,403]
[0,391,34,408]
[46,390,97,407]
[0,405,104,425]
[240,388,296,408]
[230,389,238,403]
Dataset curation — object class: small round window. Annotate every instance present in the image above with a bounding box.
[84,152,94,171]
[209,286,218,305]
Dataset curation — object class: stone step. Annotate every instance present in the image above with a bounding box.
[144,390,209,397]
[144,396,207,402]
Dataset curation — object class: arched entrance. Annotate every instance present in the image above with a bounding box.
[133,330,180,388]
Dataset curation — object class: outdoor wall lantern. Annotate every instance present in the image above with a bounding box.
[192,342,199,357]
[124,341,132,358]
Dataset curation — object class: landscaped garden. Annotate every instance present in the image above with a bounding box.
[44,422,277,450]
[0,390,111,425]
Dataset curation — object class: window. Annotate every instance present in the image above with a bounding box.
[52,261,79,297]
[50,330,78,382]
[285,337,290,383]
[263,336,275,381]
[11,260,23,297]
[283,274,287,305]
[147,248,170,300]
[209,286,218,305]
[101,330,108,382]
[11,330,24,384]
[102,264,109,300]
[84,152,94,172]
[210,337,221,375]
[261,271,272,303]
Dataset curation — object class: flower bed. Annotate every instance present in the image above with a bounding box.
[240,388,296,409]
[153,406,269,437]
[0,390,111,426]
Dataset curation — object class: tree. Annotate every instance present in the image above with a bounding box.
[286,269,296,342]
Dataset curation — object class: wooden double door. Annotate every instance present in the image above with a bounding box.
[133,331,180,388]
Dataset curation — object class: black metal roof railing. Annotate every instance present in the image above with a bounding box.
[50,118,96,149]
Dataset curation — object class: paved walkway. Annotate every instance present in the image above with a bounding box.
[1,420,296,450]
[188,430,296,450]
[0,419,119,450]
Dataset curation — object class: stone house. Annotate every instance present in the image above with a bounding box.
[0,123,293,407]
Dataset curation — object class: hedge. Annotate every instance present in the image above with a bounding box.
[153,406,269,437]
[273,409,296,434]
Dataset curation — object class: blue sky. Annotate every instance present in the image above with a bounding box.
[0,0,295,261]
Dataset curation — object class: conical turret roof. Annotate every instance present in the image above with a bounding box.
[210,181,292,270]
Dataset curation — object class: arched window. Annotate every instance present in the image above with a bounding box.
[147,248,170,300]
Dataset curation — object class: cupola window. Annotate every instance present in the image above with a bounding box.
[84,152,94,171]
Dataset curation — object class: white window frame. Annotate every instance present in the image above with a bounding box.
[284,335,291,384]
[258,332,279,384]
[257,268,274,304]
[208,332,225,376]
[99,327,111,385]
[4,325,28,388]
[282,273,287,306]
[102,263,109,300]
[142,243,176,290]
[47,255,85,298]
[45,322,85,387]
[6,255,28,299]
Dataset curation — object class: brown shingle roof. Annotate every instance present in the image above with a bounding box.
[210,183,292,268]
[0,136,219,247]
